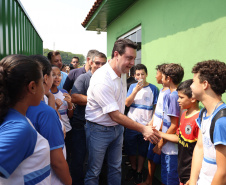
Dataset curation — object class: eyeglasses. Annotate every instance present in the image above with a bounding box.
[94,61,106,66]
[52,74,62,78]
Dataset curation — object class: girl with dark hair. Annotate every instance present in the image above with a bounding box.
[50,65,73,162]
[26,55,72,185]
[0,55,51,184]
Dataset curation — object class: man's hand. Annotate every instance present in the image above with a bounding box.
[142,126,161,144]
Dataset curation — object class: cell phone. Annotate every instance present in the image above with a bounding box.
[138,79,143,86]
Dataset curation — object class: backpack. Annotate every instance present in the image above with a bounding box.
[200,108,226,143]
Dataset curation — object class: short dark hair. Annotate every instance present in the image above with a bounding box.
[192,60,226,95]
[130,66,136,77]
[30,55,52,76]
[47,51,60,61]
[163,63,184,85]
[177,79,193,98]
[72,56,79,61]
[111,38,137,59]
[135,64,148,74]
[155,63,168,73]
[0,55,42,124]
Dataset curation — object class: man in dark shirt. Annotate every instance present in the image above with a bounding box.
[70,52,107,185]
[125,66,137,115]
[63,50,99,92]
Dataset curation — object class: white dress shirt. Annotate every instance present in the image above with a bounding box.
[85,62,127,126]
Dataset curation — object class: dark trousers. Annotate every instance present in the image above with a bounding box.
[71,127,87,185]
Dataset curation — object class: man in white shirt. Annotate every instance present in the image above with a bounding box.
[85,38,161,185]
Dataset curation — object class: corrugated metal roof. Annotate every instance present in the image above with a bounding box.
[81,0,138,32]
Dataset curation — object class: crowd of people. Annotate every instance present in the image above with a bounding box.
[0,38,225,185]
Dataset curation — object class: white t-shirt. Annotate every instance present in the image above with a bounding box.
[127,83,159,125]
[85,62,127,126]
[51,89,72,132]
[0,109,51,185]
[153,88,171,130]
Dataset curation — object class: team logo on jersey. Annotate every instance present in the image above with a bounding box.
[144,97,150,102]
[185,125,192,135]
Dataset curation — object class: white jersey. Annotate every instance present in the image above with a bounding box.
[197,104,226,185]
[127,83,159,125]
[152,88,170,130]
[51,89,72,132]
[0,109,51,185]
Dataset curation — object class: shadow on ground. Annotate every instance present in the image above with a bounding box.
[98,154,161,185]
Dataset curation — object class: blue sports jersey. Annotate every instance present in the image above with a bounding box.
[0,109,50,184]
[196,103,226,184]
[127,83,159,125]
[26,101,64,150]
[162,90,180,155]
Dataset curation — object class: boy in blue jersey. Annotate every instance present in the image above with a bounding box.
[189,60,226,185]
[125,64,159,184]
[154,63,184,185]
[141,63,170,185]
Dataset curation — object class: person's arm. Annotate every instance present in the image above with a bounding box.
[154,116,179,154]
[125,82,143,107]
[71,93,87,106]
[189,130,203,185]
[71,74,87,106]
[108,110,160,143]
[211,144,226,185]
[45,91,63,120]
[50,148,72,185]
[159,131,179,143]
[63,93,73,118]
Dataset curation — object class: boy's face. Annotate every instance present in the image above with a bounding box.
[135,69,147,83]
[177,91,193,110]
[161,74,170,87]
[190,73,203,101]
[155,70,162,84]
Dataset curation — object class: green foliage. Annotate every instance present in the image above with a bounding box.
[43,48,85,65]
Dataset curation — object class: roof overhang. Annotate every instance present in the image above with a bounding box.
[81,0,138,32]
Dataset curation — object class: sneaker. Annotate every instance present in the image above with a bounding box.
[125,168,136,181]
[134,171,143,184]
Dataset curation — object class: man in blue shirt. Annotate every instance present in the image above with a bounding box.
[47,51,68,90]
[63,50,99,92]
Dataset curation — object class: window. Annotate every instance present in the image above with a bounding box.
[119,26,141,65]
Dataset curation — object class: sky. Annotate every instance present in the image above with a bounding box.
[19,0,107,57]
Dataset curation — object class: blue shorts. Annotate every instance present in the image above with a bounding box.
[147,143,161,164]
[124,129,149,157]
[161,153,179,185]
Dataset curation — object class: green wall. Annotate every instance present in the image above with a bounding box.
[0,0,43,60]
[107,0,226,101]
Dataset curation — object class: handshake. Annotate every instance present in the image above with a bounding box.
[142,125,161,144]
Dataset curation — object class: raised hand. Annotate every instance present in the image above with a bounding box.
[55,98,63,110]
[63,93,72,104]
